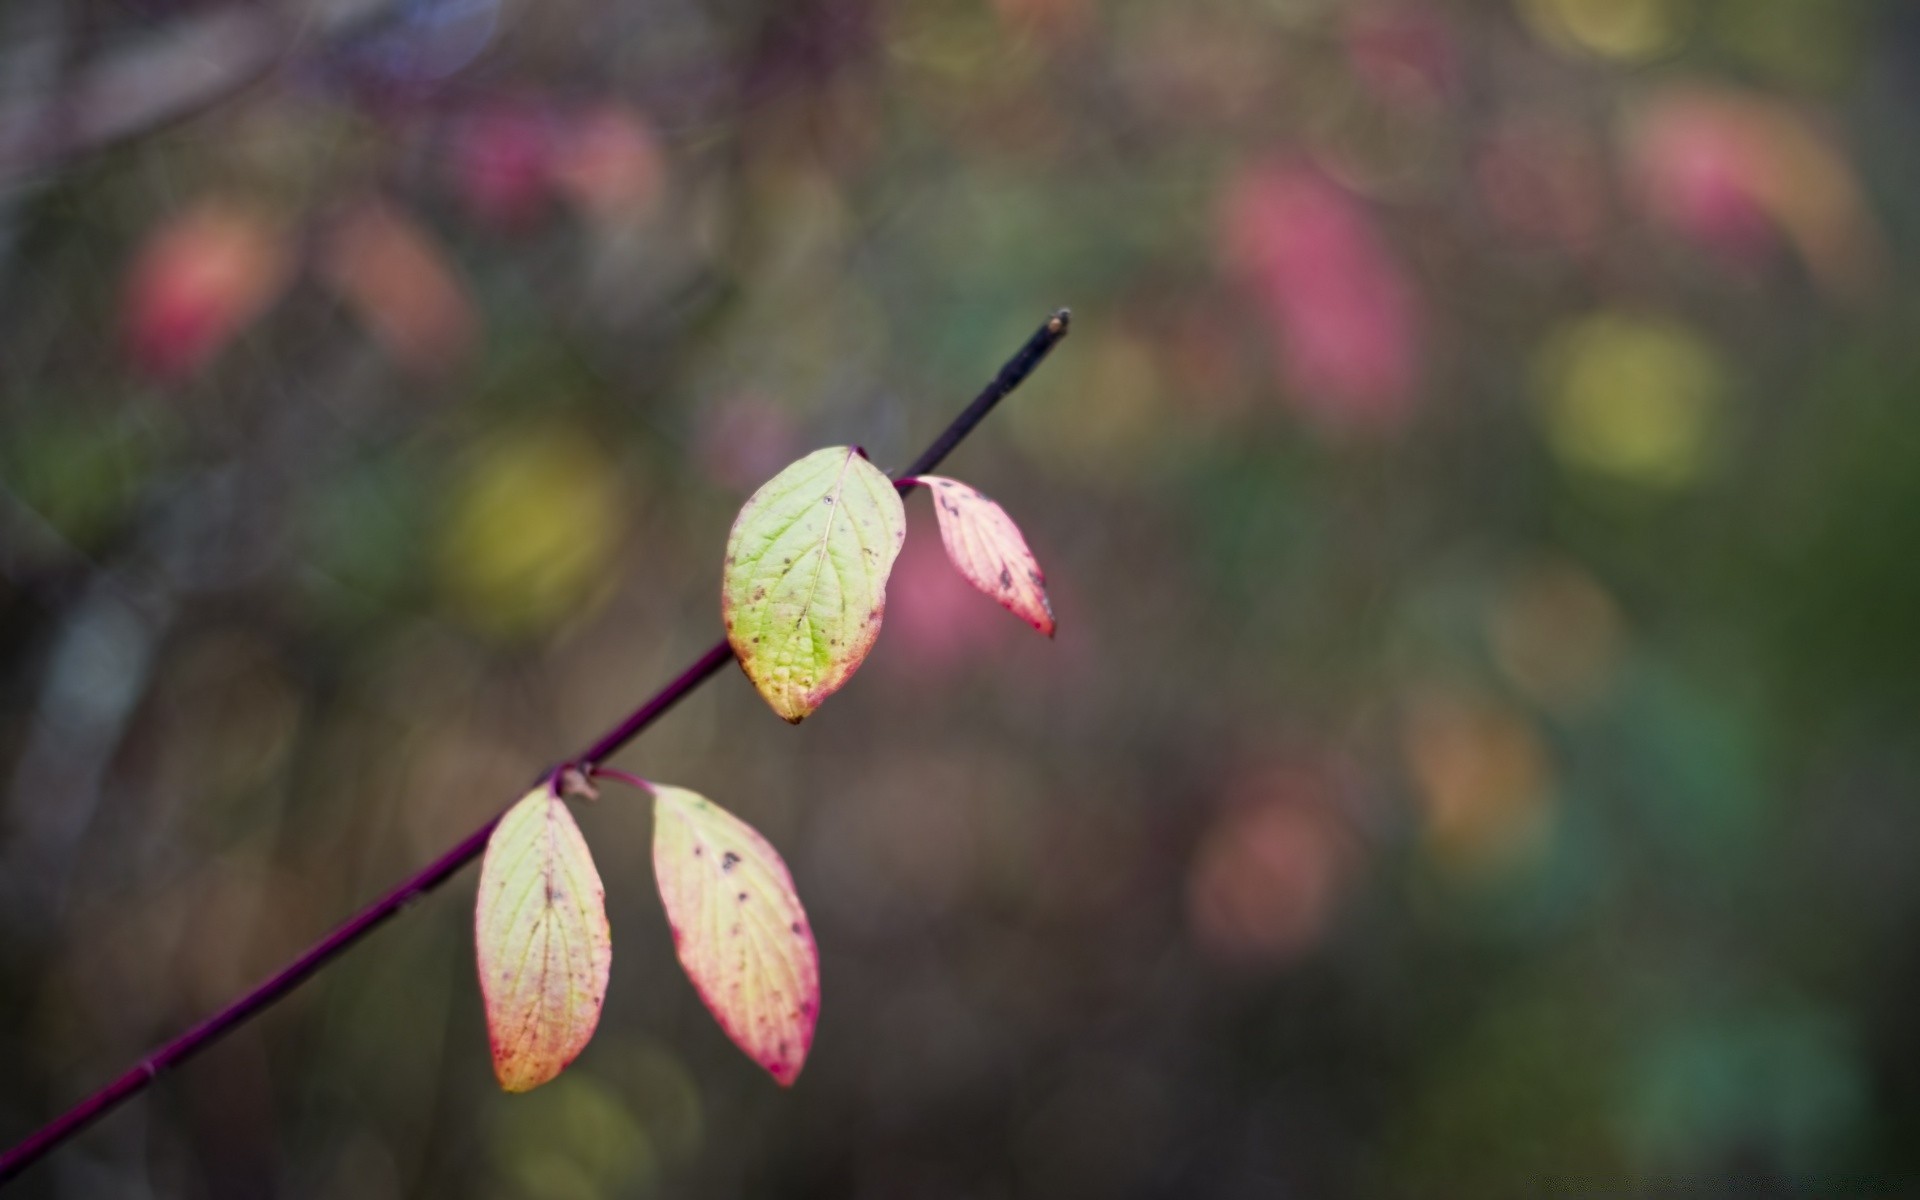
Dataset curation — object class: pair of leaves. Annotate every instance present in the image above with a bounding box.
[475,782,818,1092]
[723,445,1054,722]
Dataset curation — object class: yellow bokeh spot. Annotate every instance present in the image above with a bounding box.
[1534,313,1727,490]
[1516,0,1688,63]
[435,425,625,638]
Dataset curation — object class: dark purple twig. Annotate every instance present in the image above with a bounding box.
[0,308,1070,1185]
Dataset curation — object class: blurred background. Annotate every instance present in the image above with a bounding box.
[2,0,1919,1195]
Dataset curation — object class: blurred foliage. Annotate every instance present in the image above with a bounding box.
[4,0,1920,1195]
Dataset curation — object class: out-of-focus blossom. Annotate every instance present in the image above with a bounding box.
[551,105,667,224]
[1624,86,1880,299]
[1533,312,1727,490]
[452,101,555,232]
[1219,162,1424,433]
[1516,0,1687,64]
[122,199,294,381]
[1401,687,1554,874]
[320,198,477,375]
[1187,764,1363,964]
[1345,6,1458,113]
[1476,116,1609,253]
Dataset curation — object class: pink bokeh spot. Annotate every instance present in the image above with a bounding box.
[121,201,291,381]
[452,101,557,232]
[1219,162,1425,433]
[1629,93,1777,269]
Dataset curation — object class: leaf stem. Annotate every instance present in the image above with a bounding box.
[0,307,1071,1184]
[586,766,654,795]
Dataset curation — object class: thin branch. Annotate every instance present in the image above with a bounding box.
[0,307,1071,1185]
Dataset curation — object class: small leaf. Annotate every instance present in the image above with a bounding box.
[722,446,906,722]
[475,787,612,1093]
[915,476,1056,636]
[651,785,820,1086]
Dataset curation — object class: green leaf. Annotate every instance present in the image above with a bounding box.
[912,475,1056,636]
[651,785,819,1086]
[475,787,612,1093]
[722,446,906,722]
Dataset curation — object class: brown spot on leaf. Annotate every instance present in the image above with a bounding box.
[721,851,741,871]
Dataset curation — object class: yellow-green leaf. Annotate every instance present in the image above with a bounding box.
[914,475,1056,636]
[475,787,612,1093]
[651,785,819,1086]
[722,446,906,722]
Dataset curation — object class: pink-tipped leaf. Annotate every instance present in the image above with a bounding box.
[651,784,820,1085]
[914,476,1056,636]
[474,787,612,1092]
[723,446,907,722]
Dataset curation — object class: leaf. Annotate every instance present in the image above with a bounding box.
[722,446,907,722]
[651,785,820,1086]
[474,787,612,1093]
[914,476,1056,636]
